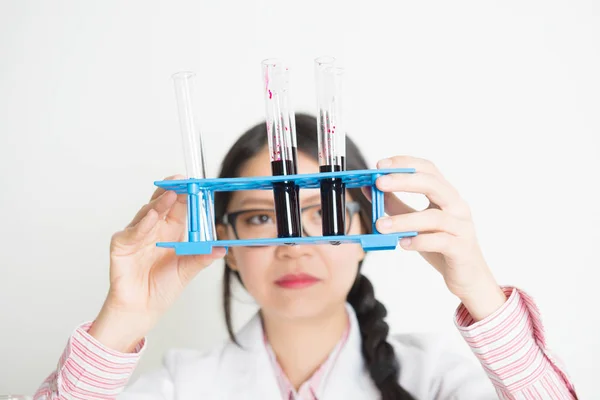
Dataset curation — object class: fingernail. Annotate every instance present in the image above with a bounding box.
[378,158,392,169]
[378,217,393,229]
[400,238,412,247]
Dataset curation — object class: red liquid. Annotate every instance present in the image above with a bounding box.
[320,157,346,237]
[271,157,301,238]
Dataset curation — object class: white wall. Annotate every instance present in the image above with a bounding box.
[1,0,598,397]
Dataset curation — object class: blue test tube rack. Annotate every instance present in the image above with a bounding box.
[154,168,418,255]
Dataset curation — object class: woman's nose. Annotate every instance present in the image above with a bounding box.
[274,241,314,260]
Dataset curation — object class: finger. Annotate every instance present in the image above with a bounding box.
[165,192,189,226]
[399,232,458,258]
[377,156,443,178]
[376,208,463,236]
[150,174,186,202]
[129,174,184,228]
[177,247,227,284]
[114,208,159,249]
[127,190,177,228]
[160,175,193,227]
[136,208,159,237]
[376,172,460,211]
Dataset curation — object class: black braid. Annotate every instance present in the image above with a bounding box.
[347,273,416,400]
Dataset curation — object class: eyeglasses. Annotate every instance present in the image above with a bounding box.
[219,201,361,240]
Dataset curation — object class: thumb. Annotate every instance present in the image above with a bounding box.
[177,247,227,284]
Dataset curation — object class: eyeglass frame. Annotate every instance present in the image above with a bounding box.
[218,201,362,240]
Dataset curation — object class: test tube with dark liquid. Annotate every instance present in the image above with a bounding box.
[315,58,347,237]
[262,59,302,238]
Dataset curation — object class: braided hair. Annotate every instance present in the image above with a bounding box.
[348,274,415,399]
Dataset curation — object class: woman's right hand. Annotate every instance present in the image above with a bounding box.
[88,175,226,352]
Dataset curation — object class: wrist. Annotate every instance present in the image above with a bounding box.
[88,304,156,353]
[458,280,507,322]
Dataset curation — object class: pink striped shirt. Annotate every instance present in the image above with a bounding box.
[456,287,577,399]
[33,287,578,399]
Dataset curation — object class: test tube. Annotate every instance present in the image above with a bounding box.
[172,71,215,241]
[315,58,347,236]
[262,59,302,238]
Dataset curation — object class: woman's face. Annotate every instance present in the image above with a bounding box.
[217,147,365,321]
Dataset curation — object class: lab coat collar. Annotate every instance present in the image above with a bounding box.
[226,303,378,399]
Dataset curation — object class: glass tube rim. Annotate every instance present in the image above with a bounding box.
[262,58,284,68]
[314,55,336,67]
[171,71,196,80]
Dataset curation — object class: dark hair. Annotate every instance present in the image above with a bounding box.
[214,114,415,400]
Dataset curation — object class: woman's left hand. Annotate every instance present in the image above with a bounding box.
[366,155,507,320]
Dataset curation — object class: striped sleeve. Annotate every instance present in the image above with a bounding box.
[455,287,578,399]
[33,322,145,400]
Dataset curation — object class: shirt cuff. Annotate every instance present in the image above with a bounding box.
[454,287,577,395]
[75,321,147,356]
[57,322,146,396]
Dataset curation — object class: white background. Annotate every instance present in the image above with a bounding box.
[1,0,598,397]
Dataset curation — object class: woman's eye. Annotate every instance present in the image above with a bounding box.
[246,214,273,225]
[307,208,322,221]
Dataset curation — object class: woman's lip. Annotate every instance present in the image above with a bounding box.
[275,274,320,289]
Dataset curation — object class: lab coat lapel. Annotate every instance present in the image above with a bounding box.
[225,305,379,399]
[222,312,282,399]
[317,304,379,399]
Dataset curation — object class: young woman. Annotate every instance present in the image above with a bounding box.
[34,115,577,399]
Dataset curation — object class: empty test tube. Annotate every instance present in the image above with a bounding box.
[172,71,215,241]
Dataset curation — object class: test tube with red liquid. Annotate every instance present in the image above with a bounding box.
[262,59,302,238]
[315,57,347,237]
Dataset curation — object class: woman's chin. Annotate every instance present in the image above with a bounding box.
[263,295,344,321]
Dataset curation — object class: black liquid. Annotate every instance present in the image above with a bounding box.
[271,157,302,238]
[320,157,346,237]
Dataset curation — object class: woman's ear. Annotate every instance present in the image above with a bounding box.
[217,224,239,271]
[358,248,366,263]
[216,223,228,240]
[226,252,239,272]
[355,215,367,263]
[354,244,366,264]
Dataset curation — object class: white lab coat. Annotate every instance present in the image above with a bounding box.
[120,304,497,399]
